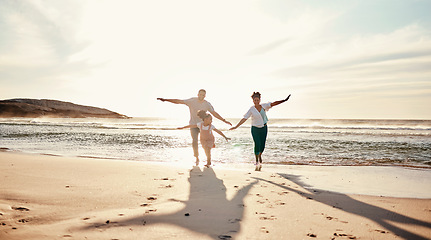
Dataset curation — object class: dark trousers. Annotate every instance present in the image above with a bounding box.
[251,124,268,155]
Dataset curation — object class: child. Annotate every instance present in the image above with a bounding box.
[178,110,230,167]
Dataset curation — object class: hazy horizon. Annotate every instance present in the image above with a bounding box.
[1,0,431,120]
[2,97,431,120]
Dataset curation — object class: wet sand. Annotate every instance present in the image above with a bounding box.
[0,152,430,239]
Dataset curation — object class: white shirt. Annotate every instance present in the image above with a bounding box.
[184,98,215,125]
[197,122,215,131]
[243,102,272,128]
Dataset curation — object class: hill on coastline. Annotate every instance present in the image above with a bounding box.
[0,99,129,118]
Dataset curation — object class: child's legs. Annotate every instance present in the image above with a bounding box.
[203,147,212,165]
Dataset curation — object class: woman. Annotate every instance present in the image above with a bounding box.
[230,92,290,171]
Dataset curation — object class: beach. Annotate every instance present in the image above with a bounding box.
[1,151,430,240]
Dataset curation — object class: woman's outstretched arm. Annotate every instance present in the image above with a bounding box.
[230,118,247,130]
[271,94,291,107]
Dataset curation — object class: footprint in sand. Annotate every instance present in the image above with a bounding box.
[229,218,241,223]
[11,206,30,211]
[18,219,28,223]
[259,215,277,220]
[218,235,232,239]
[145,209,157,214]
[333,232,357,239]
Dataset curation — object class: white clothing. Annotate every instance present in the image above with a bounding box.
[184,98,215,125]
[243,102,272,128]
[197,122,215,131]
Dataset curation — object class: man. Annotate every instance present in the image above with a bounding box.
[157,89,232,164]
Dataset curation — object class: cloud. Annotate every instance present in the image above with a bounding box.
[251,21,431,119]
[1,0,430,119]
[0,0,92,85]
[270,24,431,84]
[248,37,293,55]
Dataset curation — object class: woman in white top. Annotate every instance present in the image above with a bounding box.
[230,92,290,171]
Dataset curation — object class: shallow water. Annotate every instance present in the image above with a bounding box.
[1,117,430,168]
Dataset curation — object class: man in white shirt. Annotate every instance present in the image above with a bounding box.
[157,89,232,164]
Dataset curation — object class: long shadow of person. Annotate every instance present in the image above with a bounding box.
[81,166,257,239]
[254,174,431,240]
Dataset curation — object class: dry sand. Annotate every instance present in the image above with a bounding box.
[0,152,430,239]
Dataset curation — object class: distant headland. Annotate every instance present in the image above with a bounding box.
[0,99,129,118]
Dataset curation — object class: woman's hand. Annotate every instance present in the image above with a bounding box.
[271,94,291,107]
[230,118,247,130]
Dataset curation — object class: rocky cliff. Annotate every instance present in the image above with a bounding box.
[0,99,129,118]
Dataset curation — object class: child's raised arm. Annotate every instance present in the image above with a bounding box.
[214,128,230,141]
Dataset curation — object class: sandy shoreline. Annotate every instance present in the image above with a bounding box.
[1,152,430,239]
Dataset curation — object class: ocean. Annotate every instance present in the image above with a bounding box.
[1,117,430,168]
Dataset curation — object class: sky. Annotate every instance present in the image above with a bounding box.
[1,0,431,120]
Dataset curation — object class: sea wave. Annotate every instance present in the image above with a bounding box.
[2,117,431,169]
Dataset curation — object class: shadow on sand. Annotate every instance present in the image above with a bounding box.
[254,173,431,240]
[81,166,257,239]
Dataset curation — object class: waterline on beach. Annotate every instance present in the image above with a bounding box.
[1,117,431,168]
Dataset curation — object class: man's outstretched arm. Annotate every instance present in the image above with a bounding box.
[157,98,185,105]
[210,110,232,126]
